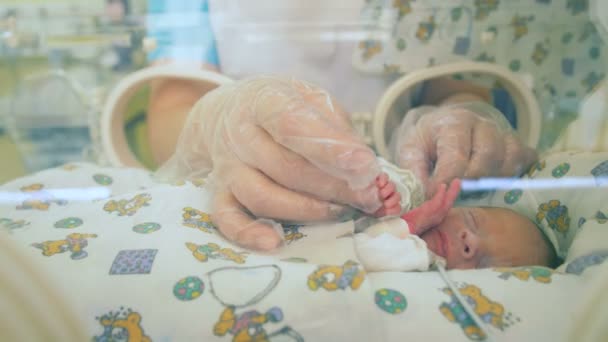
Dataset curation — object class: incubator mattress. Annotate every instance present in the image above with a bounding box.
[0,162,604,341]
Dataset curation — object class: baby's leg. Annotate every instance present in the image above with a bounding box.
[373,173,402,217]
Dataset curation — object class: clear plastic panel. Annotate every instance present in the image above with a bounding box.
[0,1,607,341]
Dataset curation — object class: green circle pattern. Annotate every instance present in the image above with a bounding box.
[375,288,407,314]
[551,163,570,178]
[504,189,523,204]
[509,60,521,71]
[173,276,205,301]
[133,222,161,234]
[54,217,83,229]
[93,174,114,185]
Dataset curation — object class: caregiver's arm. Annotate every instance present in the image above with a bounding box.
[421,77,492,105]
[145,0,220,166]
[148,74,218,166]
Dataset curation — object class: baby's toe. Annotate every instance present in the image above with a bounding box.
[375,173,389,188]
[384,191,401,209]
[379,182,396,200]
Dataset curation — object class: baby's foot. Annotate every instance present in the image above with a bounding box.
[373,173,402,217]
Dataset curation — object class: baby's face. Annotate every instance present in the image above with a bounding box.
[420,207,551,269]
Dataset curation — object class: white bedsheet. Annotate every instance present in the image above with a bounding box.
[0,163,598,341]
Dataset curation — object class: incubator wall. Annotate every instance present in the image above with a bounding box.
[0,0,147,182]
[0,1,605,183]
[0,1,607,341]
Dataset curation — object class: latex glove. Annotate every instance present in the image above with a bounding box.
[392,102,538,197]
[401,179,461,236]
[156,76,382,250]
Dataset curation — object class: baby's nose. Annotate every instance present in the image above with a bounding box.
[459,230,478,259]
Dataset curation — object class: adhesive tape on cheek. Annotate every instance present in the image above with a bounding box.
[100,65,233,168]
[373,62,542,160]
[364,217,410,238]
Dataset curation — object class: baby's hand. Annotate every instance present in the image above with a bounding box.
[373,173,402,217]
[401,179,461,235]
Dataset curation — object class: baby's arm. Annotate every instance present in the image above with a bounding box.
[420,77,492,106]
[371,170,460,223]
[369,172,460,235]
[401,179,461,235]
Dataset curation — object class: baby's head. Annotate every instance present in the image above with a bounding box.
[420,206,557,269]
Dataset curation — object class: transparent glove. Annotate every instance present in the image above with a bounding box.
[391,102,538,197]
[156,76,382,250]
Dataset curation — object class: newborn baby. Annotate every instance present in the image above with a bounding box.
[360,173,557,271]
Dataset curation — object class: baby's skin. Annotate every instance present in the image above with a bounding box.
[373,173,403,217]
[372,177,553,269]
[373,172,460,231]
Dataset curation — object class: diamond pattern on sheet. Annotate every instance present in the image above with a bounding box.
[110,249,158,275]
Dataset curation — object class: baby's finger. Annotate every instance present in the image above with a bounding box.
[229,166,349,222]
[405,179,460,235]
[401,183,448,234]
[442,179,462,211]
[212,191,283,251]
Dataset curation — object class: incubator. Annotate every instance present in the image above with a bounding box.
[0,1,147,178]
[1,1,607,341]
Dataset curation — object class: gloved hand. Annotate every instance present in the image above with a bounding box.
[391,102,538,198]
[156,76,382,250]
